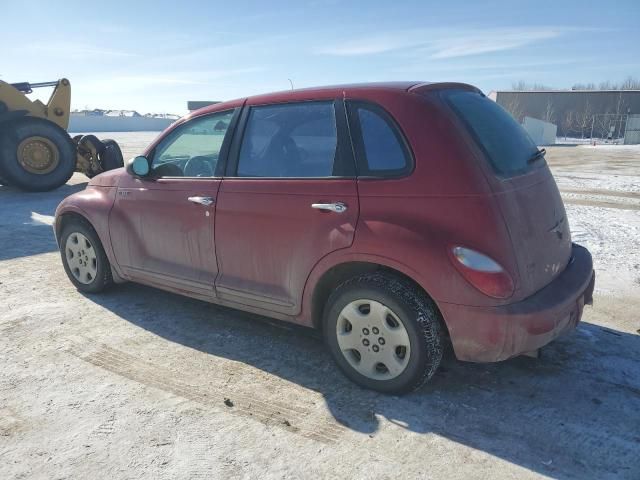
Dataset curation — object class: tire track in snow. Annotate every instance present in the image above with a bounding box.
[64,336,346,445]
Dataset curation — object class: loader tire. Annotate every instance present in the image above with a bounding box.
[100,139,124,171]
[0,118,76,192]
[0,134,10,185]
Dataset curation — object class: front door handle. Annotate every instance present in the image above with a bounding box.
[311,202,347,213]
[188,196,215,206]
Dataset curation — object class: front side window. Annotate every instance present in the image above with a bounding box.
[152,110,235,177]
[347,102,412,177]
[237,101,338,178]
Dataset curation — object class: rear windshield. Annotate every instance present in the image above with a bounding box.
[444,90,540,177]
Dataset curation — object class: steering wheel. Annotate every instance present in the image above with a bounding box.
[184,156,214,177]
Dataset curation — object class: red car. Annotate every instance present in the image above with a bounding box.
[54,82,595,393]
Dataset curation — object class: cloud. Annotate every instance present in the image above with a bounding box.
[316,27,568,59]
[317,31,425,56]
[75,68,265,95]
[22,41,138,59]
[429,29,560,59]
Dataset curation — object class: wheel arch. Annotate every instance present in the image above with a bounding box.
[55,210,95,245]
[303,254,450,338]
[55,207,126,284]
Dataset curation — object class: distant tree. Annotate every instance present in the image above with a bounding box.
[511,76,639,92]
[543,99,555,124]
[573,99,593,139]
[573,77,639,91]
[620,76,640,90]
[592,110,612,139]
[511,80,528,91]
[572,82,597,90]
[503,93,524,122]
[614,91,628,115]
[511,80,554,91]
[561,111,575,139]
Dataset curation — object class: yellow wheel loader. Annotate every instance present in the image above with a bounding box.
[0,78,123,191]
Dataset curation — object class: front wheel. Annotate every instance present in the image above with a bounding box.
[59,218,113,293]
[323,273,444,394]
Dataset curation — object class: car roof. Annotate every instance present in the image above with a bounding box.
[189,81,480,118]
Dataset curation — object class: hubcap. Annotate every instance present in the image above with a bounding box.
[17,136,60,174]
[336,300,411,380]
[65,232,98,284]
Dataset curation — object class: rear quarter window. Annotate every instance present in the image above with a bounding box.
[347,101,412,177]
[444,90,540,177]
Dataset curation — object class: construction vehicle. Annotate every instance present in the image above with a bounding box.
[0,78,123,191]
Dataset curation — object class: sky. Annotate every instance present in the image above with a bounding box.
[2,0,639,115]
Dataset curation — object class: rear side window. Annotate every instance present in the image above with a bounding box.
[347,102,412,177]
[444,90,539,177]
[237,101,338,178]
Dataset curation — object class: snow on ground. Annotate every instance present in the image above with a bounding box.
[555,172,640,194]
[546,144,640,298]
[566,204,640,296]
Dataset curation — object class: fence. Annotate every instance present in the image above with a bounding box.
[589,114,627,143]
[624,114,640,144]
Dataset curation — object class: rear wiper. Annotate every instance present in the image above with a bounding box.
[527,148,546,164]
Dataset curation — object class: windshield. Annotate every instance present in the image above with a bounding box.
[444,90,540,177]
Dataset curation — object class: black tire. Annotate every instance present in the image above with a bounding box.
[323,272,444,394]
[0,118,76,191]
[100,139,124,171]
[59,217,113,293]
[0,131,8,185]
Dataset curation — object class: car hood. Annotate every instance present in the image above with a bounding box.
[88,167,126,187]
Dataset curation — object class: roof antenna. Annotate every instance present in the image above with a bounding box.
[288,78,294,90]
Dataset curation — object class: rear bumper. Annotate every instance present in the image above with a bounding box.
[440,243,595,362]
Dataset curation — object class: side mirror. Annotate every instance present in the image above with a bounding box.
[126,155,150,177]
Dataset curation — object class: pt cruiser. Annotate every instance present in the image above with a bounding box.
[55,82,595,394]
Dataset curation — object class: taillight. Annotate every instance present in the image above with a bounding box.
[450,246,514,299]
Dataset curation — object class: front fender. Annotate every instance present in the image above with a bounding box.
[54,186,118,266]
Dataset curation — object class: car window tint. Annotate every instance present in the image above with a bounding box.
[152,110,235,177]
[237,102,337,178]
[357,107,408,172]
[444,90,539,177]
[347,102,411,177]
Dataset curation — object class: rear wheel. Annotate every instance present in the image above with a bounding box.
[59,218,113,293]
[324,273,444,394]
[0,118,76,191]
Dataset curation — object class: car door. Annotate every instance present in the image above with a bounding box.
[109,109,238,299]
[214,99,359,315]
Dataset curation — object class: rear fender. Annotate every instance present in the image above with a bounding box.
[297,251,435,328]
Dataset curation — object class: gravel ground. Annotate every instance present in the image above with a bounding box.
[1,137,639,480]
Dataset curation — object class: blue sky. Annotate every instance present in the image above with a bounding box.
[2,0,638,114]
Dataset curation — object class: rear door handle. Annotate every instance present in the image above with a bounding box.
[188,196,215,206]
[311,202,347,213]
